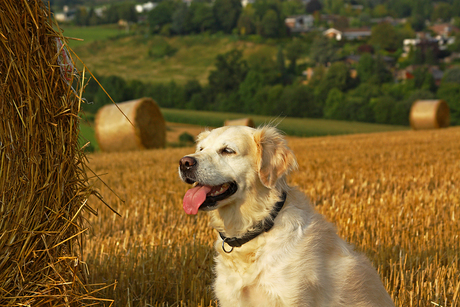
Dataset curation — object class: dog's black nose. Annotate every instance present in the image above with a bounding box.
[180,156,197,170]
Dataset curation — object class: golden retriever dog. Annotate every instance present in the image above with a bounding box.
[179,126,395,307]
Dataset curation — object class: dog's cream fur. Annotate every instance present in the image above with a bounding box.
[180,126,395,307]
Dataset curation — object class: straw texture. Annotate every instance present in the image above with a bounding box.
[0,1,100,305]
[95,98,166,152]
[224,118,255,128]
[409,99,450,130]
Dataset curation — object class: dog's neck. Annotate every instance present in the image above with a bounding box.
[209,185,288,245]
[218,191,287,251]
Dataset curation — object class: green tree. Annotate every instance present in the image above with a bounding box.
[247,51,280,85]
[276,47,287,83]
[94,75,129,106]
[422,72,437,93]
[191,2,216,33]
[285,39,305,74]
[127,79,147,99]
[237,7,257,35]
[171,3,193,34]
[183,79,203,102]
[387,0,412,18]
[253,84,284,116]
[74,6,89,26]
[442,67,460,83]
[370,55,393,84]
[306,0,322,14]
[453,0,460,18]
[372,5,388,18]
[310,35,339,65]
[356,53,375,82]
[321,62,354,92]
[208,49,248,95]
[315,61,354,106]
[87,7,100,26]
[238,71,266,113]
[118,3,138,23]
[280,85,317,117]
[431,3,452,22]
[214,0,242,33]
[448,31,460,53]
[369,22,401,51]
[345,83,381,122]
[344,96,374,122]
[148,1,178,33]
[322,0,342,14]
[437,83,460,125]
[324,88,346,120]
[282,0,305,16]
[104,5,119,24]
[410,14,425,32]
[370,96,397,124]
[261,9,281,38]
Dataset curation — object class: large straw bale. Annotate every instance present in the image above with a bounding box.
[224,118,255,128]
[0,1,102,305]
[409,99,450,130]
[95,98,166,152]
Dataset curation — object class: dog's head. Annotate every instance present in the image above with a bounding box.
[179,126,297,215]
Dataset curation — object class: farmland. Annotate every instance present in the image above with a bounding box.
[82,126,460,306]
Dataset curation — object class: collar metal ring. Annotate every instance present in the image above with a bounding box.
[222,238,234,253]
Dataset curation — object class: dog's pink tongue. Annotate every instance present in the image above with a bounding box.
[183,185,212,215]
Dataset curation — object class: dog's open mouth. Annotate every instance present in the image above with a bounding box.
[183,181,237,215]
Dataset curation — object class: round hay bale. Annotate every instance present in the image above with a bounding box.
[95,98,166,152]
[224,118,255,128]
[409,100,450,130]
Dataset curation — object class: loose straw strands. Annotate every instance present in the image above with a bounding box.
[0,1,110,305]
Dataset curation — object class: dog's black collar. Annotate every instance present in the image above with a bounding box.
[219,192,287,253]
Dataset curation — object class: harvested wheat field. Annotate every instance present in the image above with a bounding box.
[83,126,460,307]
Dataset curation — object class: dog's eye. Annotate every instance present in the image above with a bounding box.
[220,147,235,155]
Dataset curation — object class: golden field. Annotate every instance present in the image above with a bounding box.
[83,126,460,307]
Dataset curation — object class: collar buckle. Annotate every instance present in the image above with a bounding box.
[221,238,234,253]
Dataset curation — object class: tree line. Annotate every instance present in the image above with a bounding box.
[81,39,460,126]
[65,0,460,38]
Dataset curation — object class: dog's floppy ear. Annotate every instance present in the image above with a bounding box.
[254,126,298,188]
[195,130,211,146]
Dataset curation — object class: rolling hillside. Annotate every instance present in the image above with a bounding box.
[63,25,280,84]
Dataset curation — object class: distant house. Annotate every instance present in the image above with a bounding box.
[323,28,342,40]
[342,28,372,40]
[285,15,314,33]
[397,65,444,86]
[344,3,364,11]
[344,55,361,65]
[430,23,460,38]
[370,16,404,26]
[241,0,255,7]
[344,54,394,67]
[55,6,76,22]
[323,27,371,41]
[402,31,453,58]
[135,2,157,13]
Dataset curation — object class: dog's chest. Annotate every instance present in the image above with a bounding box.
[214,248,298,307]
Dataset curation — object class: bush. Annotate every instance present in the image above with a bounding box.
[179,132,195,144]
[148,39,177,58]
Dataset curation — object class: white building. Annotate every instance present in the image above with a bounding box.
[135,2,157,13]
[285,15,314,33]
